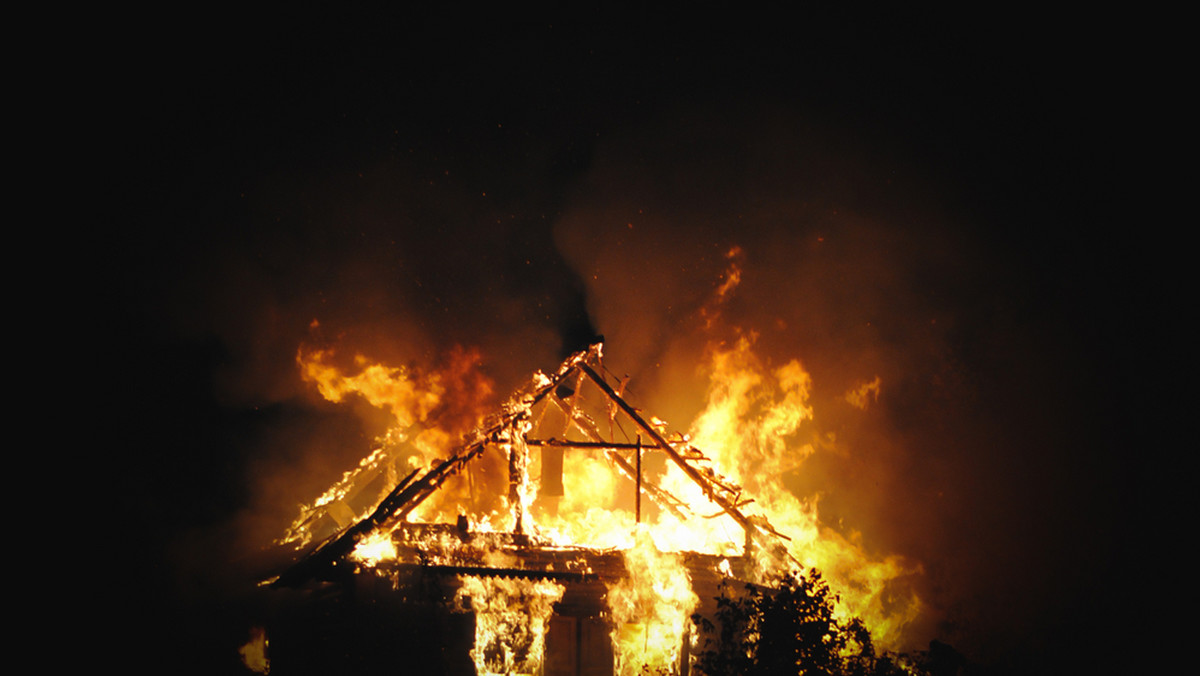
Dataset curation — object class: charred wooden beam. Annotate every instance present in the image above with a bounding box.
[508,435,529,535]
[397,563,599,583]
[272,467,422,588]
[635,435,642,523]
[524,439,665,451]
[604,444,688,519]
[546,392,688,521]
[373,356,589,533]
[578,362,765,541]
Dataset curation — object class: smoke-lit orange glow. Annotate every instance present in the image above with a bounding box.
[699,246,743,330]
[845,376,882,410]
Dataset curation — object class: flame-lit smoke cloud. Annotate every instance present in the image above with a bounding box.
[167,102,1099,666]
[550,104,1115,660]
[114,23,1142,673]
[164,158,603,570]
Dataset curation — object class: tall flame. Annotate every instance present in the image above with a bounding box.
[277,342,494,549]
[683,334,922,647]
[456,576,565,676]
[607,528,699,675]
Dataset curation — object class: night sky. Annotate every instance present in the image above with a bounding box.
[84,14,1162,675]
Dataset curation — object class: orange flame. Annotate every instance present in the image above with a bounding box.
[456,576,565,675]
[607,527,699,675]
[298,346,443,429]
[683,335,922,647]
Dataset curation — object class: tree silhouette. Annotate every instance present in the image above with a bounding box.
[691,569,917,676]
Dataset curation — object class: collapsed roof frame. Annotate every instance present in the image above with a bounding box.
[274,343,789,588]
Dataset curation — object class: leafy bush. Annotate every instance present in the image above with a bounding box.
[691,569,917,676]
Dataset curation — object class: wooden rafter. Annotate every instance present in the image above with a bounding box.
[274,343,790,587]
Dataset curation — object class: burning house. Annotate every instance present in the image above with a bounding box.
[261,342,908,675]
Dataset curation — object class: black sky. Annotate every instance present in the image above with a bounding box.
[81,14,1162,675]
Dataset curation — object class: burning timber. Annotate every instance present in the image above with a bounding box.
[266,343,799,676]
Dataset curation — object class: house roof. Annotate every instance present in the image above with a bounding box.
[273,343,789,588]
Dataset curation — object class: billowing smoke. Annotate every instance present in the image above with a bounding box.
[162,156,604,559]
[113,22,1139,673]
[550,103,1116,661]
[163,101,1094,667]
